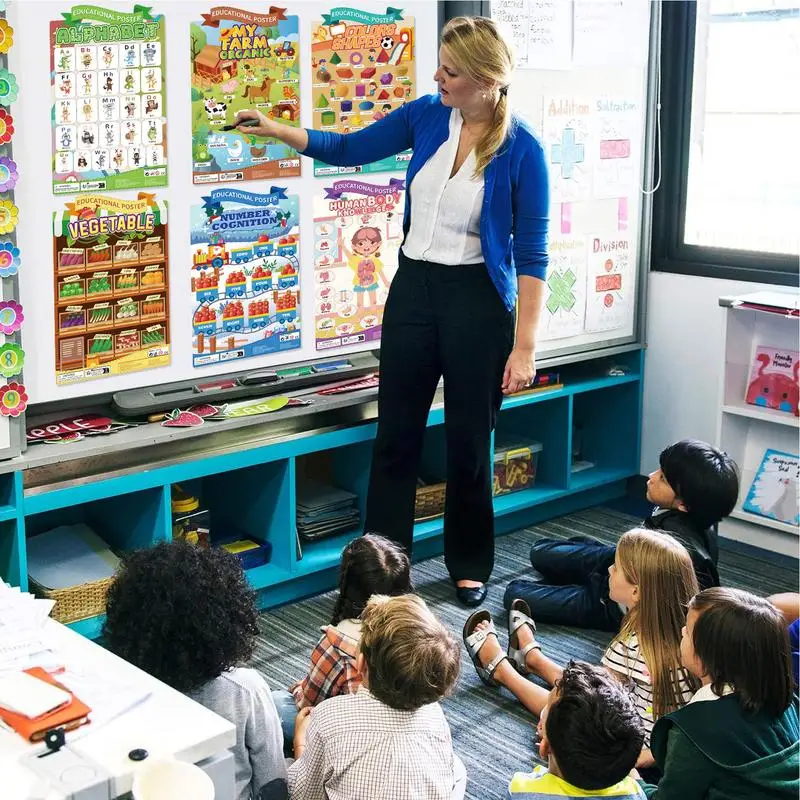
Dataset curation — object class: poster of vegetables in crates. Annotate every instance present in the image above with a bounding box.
[52,193,170,385]
[310,7,415,176]
[190,187,300,367]
[190,6,301,183]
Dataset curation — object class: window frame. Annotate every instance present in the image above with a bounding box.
[651,0,799,286]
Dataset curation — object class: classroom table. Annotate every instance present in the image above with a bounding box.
[0,617,237,800]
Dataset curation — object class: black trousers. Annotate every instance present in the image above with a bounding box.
[364,252,514,582]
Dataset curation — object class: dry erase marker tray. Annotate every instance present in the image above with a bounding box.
[111,351,379,417]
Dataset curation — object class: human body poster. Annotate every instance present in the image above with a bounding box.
[53,194,170,384]
[190,187,300,368]
[51,5,167,194]
[313,178,404,349]
[311,7,415,177]
[191,6,301,184]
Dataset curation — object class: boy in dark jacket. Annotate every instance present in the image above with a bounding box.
[504,440,739,631]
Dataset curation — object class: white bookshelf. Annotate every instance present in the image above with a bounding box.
[717,291,800,545]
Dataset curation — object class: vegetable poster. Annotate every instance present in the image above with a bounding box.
[190,187,300,367]
[51,5,168,194]
[311,7,415,177]
[53,194,170,385]
[313,178,404,350]
[191,6,302,184]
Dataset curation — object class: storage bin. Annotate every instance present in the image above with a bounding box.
[493,436,543,495]
[414,481,446,521]
[171,485,210,547]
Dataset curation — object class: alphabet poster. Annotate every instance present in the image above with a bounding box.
[190,187,300,367]
[191,6,302,184]
[585,234,632,333]
[311,7,416,177]
[313,178,405,350]
[51,5,168,194]
[52,194,170,384]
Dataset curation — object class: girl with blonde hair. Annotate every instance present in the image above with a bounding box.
[234,16,549,607]
[464,529,699,769]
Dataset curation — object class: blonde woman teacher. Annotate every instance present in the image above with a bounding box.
[237,17,548,606]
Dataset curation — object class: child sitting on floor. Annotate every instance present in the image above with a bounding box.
[466,529,699,774]
[103,541,287,800]
[641,587,799,798]
[505,439,739,631]
[272,534,411,746]
[506,660,646,799]
[288,594,466,800]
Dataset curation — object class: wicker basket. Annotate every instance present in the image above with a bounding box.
[414,482,446,522]
[30,576,114,624]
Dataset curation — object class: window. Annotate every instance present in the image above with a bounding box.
[652,1,799,285]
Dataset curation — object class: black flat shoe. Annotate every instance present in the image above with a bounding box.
[456,584,488,607]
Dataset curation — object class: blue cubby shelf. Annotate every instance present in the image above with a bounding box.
[12,349,644,639]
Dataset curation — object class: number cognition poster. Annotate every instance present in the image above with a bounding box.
[190,187,300,368]
[311,7,415,176]
[191,6,302,184]
[51,5,168,194]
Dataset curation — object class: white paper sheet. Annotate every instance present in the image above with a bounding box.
[526,0,573,70]
[585,234,634,332]
[573,0,650,68]
[538,236,588,341]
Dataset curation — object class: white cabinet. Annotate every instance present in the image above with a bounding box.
[717,292,799,538]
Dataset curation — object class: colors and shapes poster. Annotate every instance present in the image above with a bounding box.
[311,7,415,177]
[191,6,301,184]
[53,194,170,384]
[313,178,405,350]
[538,236,587,342]
[584,234,632,333]
[51,5,168,194]
[190,187,300,367]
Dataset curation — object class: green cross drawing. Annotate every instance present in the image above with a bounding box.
[546,269,577,314]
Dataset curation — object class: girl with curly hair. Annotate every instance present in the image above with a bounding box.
[103,541,287,800]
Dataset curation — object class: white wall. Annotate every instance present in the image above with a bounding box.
[641,271,798,558]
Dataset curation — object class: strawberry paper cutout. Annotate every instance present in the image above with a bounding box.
[162,409,205,428]
[188,403,225,419]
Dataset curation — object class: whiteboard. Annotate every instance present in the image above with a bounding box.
[491,0,653,357]
[14,1,439,404]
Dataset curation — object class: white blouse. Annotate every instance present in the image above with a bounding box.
[402,109,485,265]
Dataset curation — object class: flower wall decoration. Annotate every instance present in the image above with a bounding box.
[0,198,17,233]
[0,300,23,334]
[0,241,19,277]
[0,156,17,192]
[0,382,28,417]
[0,68,18,106]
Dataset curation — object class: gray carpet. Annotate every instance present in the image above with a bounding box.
[249,506,798,799]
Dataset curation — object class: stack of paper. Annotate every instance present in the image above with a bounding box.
[297,479,360,542]
[26,524,119,591]
[0,583,56,672]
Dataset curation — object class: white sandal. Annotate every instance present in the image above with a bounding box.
[507,598,541,674]
[462,609,508,687]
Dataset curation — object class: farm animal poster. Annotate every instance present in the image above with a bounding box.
[190,187,300,368]
[744,346,799,416]
[51,5,168,194]
[311,8,415,177]
[743,449,800,526]
[313,178,405,350]
[52,194,170,384]
[191,7,301,184]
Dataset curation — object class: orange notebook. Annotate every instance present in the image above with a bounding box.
[0,667,91,742]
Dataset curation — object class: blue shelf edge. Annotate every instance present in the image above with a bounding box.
[0,505,16,522]
[66,614,106,639]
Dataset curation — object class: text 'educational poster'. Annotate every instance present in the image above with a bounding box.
[51,5,167,194]
[191,6,301,184]
[190,187,300,368]
[53,194,170,384]
[313,178,405,349]
[311,7,416,176]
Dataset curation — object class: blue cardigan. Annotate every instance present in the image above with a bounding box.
[303,94,549,311]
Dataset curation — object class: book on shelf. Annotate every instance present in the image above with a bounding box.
[742,449,799,526]
[744,345,799,416]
